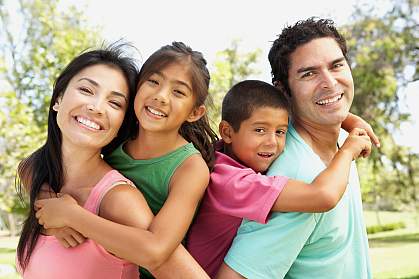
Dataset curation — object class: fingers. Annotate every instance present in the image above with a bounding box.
[34,199,44,210]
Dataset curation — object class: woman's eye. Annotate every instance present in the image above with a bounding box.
[333,63,344,69]
[79,87,93,95]
[109,101,122,109]
[255,128,265,133]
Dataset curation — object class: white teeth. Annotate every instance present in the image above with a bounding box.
[147,106,166,117]
[317,94,343,105]
[76,116,100,130]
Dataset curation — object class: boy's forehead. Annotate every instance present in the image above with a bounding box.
[248,106,289,124]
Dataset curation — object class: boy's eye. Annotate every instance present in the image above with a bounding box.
[276,129,286,136]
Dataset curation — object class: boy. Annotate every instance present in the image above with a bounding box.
[187,80,371,278]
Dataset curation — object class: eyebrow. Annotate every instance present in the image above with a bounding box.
[154,72,193,92]
[78,77,128,103]
[296,57,346,74]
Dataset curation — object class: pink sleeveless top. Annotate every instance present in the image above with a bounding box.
[21,170,140,279]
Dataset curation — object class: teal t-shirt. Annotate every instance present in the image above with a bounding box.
[224,124,372,279]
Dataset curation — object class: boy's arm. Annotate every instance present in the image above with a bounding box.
[342,112,380,147]
[271,128,371,213]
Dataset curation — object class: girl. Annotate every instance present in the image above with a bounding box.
[34,42,218,278]
[16,44,144,278]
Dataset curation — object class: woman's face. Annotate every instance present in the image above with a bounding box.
[54,64,129,151]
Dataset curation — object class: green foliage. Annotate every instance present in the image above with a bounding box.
[208,39,261,130]
[0,0,102,220]
[367,221,406,234]
[344,0,419,209]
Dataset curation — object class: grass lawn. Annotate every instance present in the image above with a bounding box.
[0,211,418,278]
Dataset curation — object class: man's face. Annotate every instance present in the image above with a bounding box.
[287,37,354,127]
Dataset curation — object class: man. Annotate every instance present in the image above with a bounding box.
[217,18,372,278]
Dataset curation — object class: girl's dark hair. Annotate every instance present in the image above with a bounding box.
[16,43,139,271]
[269,17,348,96]
[135,42,218,168]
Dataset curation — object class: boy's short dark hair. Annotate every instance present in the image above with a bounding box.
[222,80,290,131]
[269,17,348,96]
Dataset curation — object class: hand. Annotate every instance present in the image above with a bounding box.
[44,227,86,248]
[340,128,372,160]
[35,194,79,229]
[341,113,380,148]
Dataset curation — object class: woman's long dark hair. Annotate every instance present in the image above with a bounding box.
[135,42,218,168]
[16,44,139,271]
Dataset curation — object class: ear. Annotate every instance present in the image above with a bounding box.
[186,105,206,123]
[52,99,61,112]
[219,120,234,144]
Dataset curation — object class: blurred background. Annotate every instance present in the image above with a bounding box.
[0,0,418,278]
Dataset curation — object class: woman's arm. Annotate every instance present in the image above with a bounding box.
[35,155,209,272]
[271,127,371,213]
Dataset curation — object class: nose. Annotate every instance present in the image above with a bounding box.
[320,70,338,89]
[153,86,169,104]
[87,98,105,115]
[264,132,277,147]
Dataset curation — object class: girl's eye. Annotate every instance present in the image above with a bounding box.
[174,90,186,96]
[147,79,159,86]
[79,87,93,95]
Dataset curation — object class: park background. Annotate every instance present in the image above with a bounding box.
[0,0,418,278]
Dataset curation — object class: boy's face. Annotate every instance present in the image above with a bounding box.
[222,106,289,173]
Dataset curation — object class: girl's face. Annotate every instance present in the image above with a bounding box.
[134,62,205,135]
[54,64,129,151]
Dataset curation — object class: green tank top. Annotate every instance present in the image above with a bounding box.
[105,142,200,215]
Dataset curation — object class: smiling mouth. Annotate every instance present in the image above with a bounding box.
[75,116,101,130]
[146,106,167,117]
[316,93,343,105]
[257,152,275,158]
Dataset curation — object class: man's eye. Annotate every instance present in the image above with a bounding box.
[276,130,286,136]
[333,63,344,69]
[301,71,314,78]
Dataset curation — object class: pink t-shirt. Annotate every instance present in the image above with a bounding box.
[21,170,139,279]
[187,149,288,278]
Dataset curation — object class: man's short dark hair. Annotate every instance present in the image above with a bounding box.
[222,80,290,131]
[269,17,348,96]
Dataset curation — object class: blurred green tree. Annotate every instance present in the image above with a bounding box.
[0,0,101,234]
[344,0,418,210]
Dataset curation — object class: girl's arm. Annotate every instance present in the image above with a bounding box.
[342,112,380,147]
[271,127,371,213]
[35,154,209,272]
